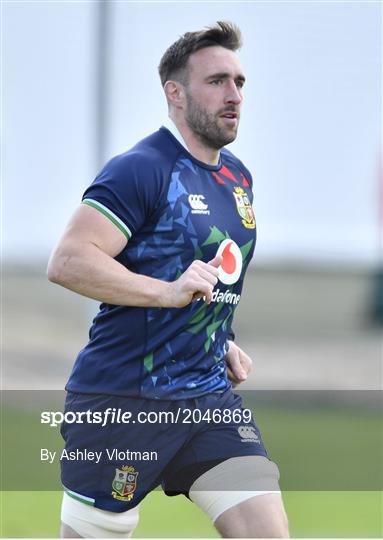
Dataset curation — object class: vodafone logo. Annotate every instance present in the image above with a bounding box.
[216,239,243,285]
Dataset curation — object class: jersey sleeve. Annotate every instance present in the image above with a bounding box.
[81,152,161,239]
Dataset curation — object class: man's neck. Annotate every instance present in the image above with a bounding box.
[168,115,220,166]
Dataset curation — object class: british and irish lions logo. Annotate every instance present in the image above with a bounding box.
[233,186,256,230]
[216,239,243,285]
[111,465,139,502]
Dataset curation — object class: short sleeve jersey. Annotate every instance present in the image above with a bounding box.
[66,126,257,399]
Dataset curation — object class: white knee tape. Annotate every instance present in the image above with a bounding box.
[189,455,281,523]
[61,492,139,538]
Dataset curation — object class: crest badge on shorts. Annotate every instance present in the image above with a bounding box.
[111,465,139,501]
[233,187,256,229]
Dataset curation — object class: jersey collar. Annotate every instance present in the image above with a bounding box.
[162,118,223,171]
[163,118,189,151]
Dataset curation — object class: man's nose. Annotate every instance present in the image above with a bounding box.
[224,80,242,104]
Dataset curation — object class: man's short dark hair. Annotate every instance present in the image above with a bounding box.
[158,21,242,87]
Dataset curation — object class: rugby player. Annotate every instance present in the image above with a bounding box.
[48,21,289,538]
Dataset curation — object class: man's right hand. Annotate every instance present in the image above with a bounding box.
[166,255,222,308]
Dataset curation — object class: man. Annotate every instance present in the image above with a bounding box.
[48,21,289,538]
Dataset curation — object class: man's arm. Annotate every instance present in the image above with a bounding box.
[47,204,221,308]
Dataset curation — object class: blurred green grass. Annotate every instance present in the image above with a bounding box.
[1,490,382,537]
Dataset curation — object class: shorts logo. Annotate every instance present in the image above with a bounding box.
[188,194,210,215]
[238,425,260,443]
[216,239,243,285]
[111,465,139,501]
[233,187,256,229]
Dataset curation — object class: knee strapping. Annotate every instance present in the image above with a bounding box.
[61,492,139,538]
[189,455,281,522]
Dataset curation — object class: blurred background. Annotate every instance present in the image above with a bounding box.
[2,0,382,537]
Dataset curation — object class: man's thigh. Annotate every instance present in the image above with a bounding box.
[215,492,289,538]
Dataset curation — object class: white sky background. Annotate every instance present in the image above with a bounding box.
[3,1,381,268]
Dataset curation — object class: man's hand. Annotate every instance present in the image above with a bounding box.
[225,340,252,387]
[166,255,222,308]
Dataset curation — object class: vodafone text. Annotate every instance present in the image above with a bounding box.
[199,288,241,305]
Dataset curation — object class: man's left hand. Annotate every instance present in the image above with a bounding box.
[225,340,253,387]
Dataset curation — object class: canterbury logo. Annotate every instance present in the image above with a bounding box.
[238,426,260,443]
[188,194,210,215]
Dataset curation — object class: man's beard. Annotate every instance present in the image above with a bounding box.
[184,92,239,150]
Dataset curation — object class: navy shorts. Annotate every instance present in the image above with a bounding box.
[60,389,267,512]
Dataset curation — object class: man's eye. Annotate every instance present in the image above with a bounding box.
[236,81,244,89]
[211,80,223,85]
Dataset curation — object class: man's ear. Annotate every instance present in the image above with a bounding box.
[164,80,185,109]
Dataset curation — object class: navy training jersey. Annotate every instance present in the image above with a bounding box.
[66,126,257,399]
